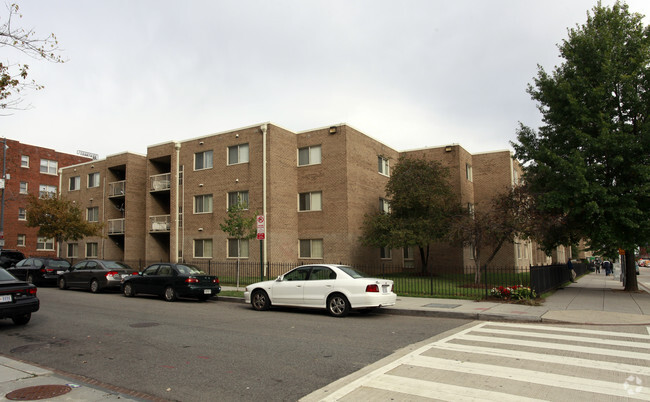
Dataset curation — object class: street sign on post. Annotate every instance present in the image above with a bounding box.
[256,215,265,240]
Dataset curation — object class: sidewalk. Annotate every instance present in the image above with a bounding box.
[2,270,649,400]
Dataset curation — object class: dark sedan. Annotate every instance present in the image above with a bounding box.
[8,258,71,286]
[121,263,220,302]
[0,268,39,325]
[59,259,137,293]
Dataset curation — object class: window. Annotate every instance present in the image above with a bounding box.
[88,172,100,188]
[228,239,249,258]
[466,163,473,182]
[69,176,80,191]
[228,191,249,209]
[19,182,28,194]
[86,242,98,258]
[194,150,213,170]
[309,266,335,280]
[37,237,55,251]
[17,234,26,247]
[21,155,29,168]
[403,247,414,268]
[298,145,321,166]
[299,239,323,259]
[39,184,57,198]
[67,243,78,258]
[194,239,213,258]
[299,191,322,211]
[18,208,26,220]
[228,144,249,165]
[380,246,391,259]
[378,156,390,176]
[194,194,213,214]
[87,207,99,222]
[40,159,58,175]
[379,198,390,214]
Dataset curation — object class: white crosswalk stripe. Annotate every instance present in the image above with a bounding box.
[312,322,650,401]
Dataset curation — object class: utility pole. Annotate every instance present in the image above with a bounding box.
[0,137,7,249]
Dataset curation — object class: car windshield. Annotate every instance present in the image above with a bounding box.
[176,265,205,275]
[104,261,131,270]
[336,266,368,279]
[0,268,17,281]
[49,260,71,268]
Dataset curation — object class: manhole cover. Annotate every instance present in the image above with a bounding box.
[5,385,71,400]
[129,322,159,328]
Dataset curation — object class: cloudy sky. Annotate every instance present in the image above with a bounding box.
[4,0,650,159]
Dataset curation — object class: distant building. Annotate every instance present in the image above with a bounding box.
[0,139,91,257]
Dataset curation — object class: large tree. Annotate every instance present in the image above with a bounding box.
[26,195,102,256]
[361,156,461,273]
[512,1,650,290]
[0,3,63,111]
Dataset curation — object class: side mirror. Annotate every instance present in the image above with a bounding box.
[276,275,283,282]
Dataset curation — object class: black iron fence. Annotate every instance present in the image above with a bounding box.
[117,259,584,299]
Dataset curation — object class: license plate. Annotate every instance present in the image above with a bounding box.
[382,285,389,293]
[203,289,211,294]
[0,295,12,303]
[57,270,65,275]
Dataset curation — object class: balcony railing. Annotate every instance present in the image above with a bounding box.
[150,173,171,192]
[108,181,126,197]
[150,215,171,232]
[108,218,125,235]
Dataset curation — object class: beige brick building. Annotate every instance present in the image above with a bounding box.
[58,123,566,271]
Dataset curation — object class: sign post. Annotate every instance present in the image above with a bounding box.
[257,216,265,281]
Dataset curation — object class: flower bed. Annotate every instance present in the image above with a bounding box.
[490,285,536,301]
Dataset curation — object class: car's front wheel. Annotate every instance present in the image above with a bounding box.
[327,293,350,317]
[251,290,270,311]
[164,286,177,302]
[123,283,135,297]
[58,277,68,290]
[12,313,31,325]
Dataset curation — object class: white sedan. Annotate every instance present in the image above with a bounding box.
[244,264,396,317]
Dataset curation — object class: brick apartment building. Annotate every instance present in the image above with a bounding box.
[0,139,91,257]
[57,123,565,271]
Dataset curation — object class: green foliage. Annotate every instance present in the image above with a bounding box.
[26,194,102,243]
[219,201,256,241]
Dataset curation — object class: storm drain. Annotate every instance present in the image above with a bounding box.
[424,303,461,309]
[5,385,71,400]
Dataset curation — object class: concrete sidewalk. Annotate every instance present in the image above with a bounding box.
[2,269,649,401]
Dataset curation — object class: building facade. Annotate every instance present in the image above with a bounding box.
[0,139,91,257]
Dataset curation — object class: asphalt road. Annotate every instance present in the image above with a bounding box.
[0,287,471,401]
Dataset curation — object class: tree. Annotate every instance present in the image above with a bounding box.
[1,3,63,111]
[360,156,461,273]
[26,194,102,256]
[512,1,650,290]
[219,200,256,289]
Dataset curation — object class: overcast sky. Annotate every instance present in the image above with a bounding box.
[4,0,650,159]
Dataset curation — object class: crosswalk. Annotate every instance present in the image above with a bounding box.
[307,322,650,401]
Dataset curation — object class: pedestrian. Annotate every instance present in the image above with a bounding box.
[603,260,611,276]
[595,260,601,274]
[567,258,576,282]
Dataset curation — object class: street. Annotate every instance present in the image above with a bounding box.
[0,288,470,401]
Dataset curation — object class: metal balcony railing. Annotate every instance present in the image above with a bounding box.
[150,173,171,192]
[108,218,125,235]
[108,181,126,197]
[150,215,171,232]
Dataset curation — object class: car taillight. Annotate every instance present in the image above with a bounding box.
[132,272,139,276]
[185,278,199,283]
[106,271,119,278]
[45,268,55,273]
[366,284,379,292]
[212,278,219,284]
[26,288,37,295]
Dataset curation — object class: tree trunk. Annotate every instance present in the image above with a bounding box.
[623,249,638,291]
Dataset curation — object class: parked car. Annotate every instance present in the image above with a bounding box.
[0,249,26,268]
[58,260,137,293]
[0,268,39,325]
[121,263,220,302]
[244,264,397,317]
[8,258,71,286]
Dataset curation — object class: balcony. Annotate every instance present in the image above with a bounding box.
[108,180,126,198]
[108,219,125,235]
[150,215,171,232]
[150,173,171,192]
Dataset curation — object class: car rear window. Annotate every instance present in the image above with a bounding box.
[49,260,71,268]
[336,266,368,279]
[176,265,204,275]
[104,261,132,270]
[0,268,17,281]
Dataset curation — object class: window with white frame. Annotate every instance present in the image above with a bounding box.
[18,208,26,220]
[86,242,98,258]
[379,198,390,214]
[17,234,26,247]
[21,155,29,168]
[228,191,249,209]
[299,239,323,259]
[378,156,390,176]
[39,184,57,198]
[299,191,322,211]
[194,194,213,214]
[19,182,28,194]
[466,163,473,182]
[67,243,78,258]
[37,237,55,251]
[40,159,58,175]
[404,247,414,263]
[228,144,249,165]
[298,145,321,166]
[88,172,100,188]
[87,206,99,222]
[228,238,249,258]
[194,239,213,258]
[380,246,391,259]
[194,150,213,170]
[69,176,80,191]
